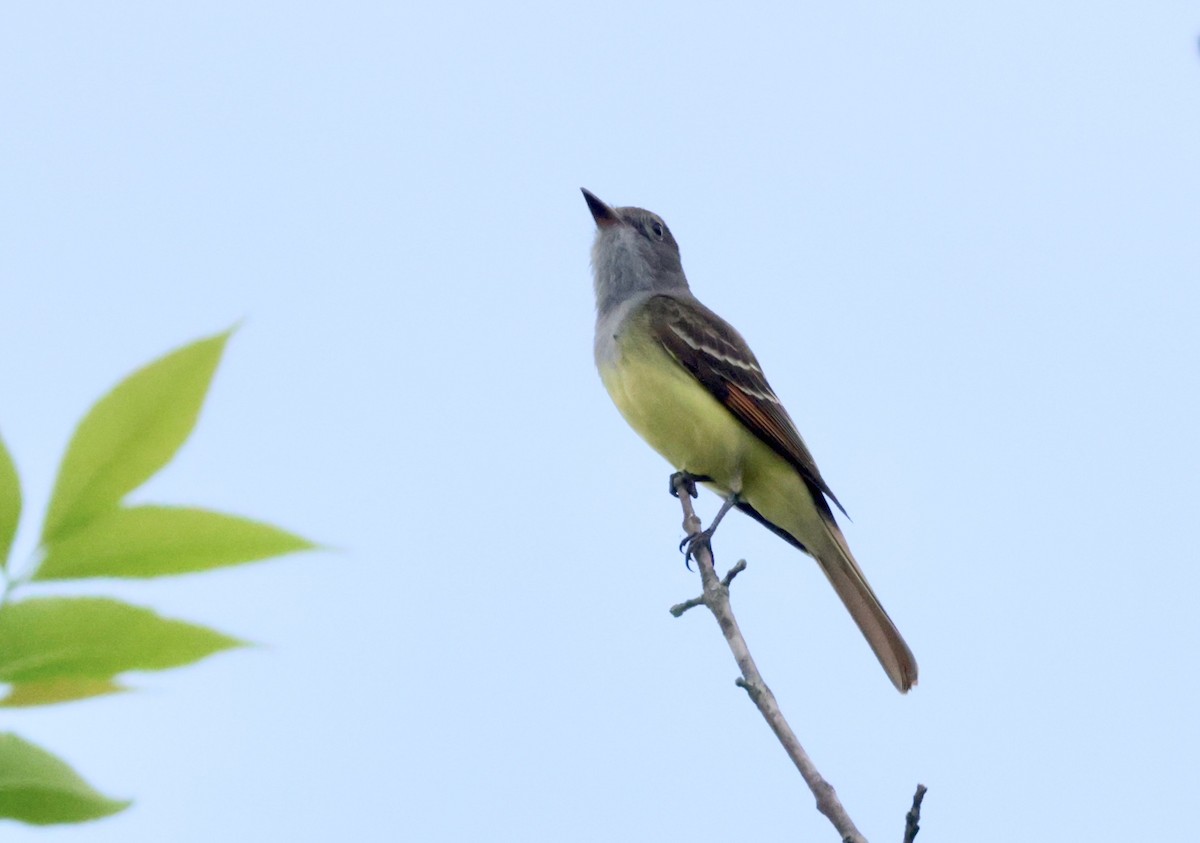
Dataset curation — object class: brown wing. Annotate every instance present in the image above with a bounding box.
[645,294,847,516]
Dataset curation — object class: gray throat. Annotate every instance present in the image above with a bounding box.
[590,231,689,322]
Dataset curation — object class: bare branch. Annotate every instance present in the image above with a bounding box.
[668,595,705,617]
[721,559,746,587]
[902,784,927,843]
[668,473,867,843]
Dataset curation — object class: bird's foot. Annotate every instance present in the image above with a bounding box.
[669,471,707,499]
[676,491,740,568]
[679,527,716,567]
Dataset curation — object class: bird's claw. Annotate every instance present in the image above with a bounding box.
[669,471,700,499]
[679,528,715,568]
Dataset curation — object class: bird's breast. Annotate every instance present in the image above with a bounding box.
[597,331,747,495]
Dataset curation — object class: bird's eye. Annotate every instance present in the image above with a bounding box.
[651,221,665,239]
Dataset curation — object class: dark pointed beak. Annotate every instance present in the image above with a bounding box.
[581,188,621,229]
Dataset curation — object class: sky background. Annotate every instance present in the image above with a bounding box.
[2,2,1199,840]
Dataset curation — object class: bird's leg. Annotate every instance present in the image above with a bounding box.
[680,492,739,563]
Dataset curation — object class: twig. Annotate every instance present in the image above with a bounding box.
[902,784,926,843]
[721,559,746,586]
[668,595,705,617]
[669,473,867,843]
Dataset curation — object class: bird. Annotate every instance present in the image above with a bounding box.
[583,187,918,692]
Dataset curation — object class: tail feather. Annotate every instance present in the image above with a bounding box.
[814,522,918,693]
[736,500,918,693]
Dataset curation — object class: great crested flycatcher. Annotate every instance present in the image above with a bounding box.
[584,188,918,693]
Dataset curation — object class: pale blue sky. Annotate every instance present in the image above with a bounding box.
[2,2,1198,840]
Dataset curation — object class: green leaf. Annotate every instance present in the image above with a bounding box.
[0,678,127,708]
[40,329,233,544]
[35,505,314,581]
[0,432,19,571]
[0,733,129,824]
[0,597,243,683]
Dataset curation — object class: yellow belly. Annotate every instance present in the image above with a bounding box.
[597,339,751,495]
[598,335,828,550]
